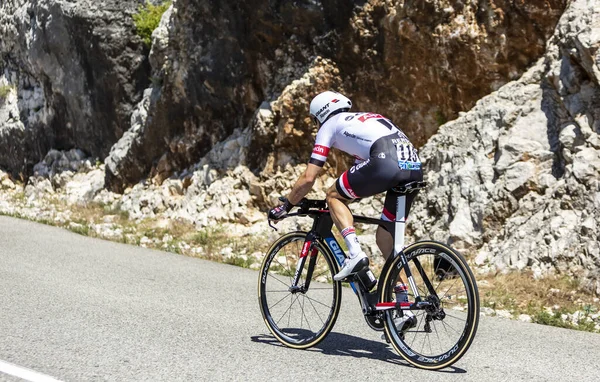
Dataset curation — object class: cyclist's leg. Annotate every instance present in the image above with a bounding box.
[325,184,354,238]
[330,157,393,279]
[327,182,369,280]
[376,226,393,261]
[377,169,423,261]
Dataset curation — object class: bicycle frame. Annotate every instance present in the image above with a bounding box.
[282,193,436,318]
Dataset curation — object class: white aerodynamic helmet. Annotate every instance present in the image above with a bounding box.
[309,91,352,125]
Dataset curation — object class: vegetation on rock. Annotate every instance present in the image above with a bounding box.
[0,84,14,100]
[133,1,171,47]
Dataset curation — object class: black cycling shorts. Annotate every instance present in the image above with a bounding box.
[335,135,423,222]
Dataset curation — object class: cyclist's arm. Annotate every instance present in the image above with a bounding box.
[287,163,321,205]
[286,122,334,205]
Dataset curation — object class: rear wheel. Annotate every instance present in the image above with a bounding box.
[258,232,342,349]
[380,241,479,369]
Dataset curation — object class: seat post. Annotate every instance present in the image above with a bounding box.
[393,194,407,256]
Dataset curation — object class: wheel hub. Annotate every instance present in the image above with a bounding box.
[425,295,446,320]
[288,285,305,294]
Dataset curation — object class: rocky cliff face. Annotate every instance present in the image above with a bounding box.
[102,0,567,190]
[4,0,600,291]
[1,0,567,185]
[411,0,600,293]
[0,0,149,176]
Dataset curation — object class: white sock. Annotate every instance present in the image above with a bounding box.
[341,226,362,258]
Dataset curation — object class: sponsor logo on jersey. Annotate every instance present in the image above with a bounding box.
[312,145,330,156]
[398,161,422,170]
[357,113,385,123]
[343,131,372,142]
[349,159,370,173]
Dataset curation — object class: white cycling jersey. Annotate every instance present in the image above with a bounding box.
[309,112,413,166]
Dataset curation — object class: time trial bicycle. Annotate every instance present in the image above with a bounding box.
[258,181,479,370]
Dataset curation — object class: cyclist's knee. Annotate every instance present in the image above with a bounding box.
[326,185,347,203]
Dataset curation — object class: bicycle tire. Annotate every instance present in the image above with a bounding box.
[380,241,479,369]
[258,231,342,349]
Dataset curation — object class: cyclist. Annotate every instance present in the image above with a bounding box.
[268,90,423,281]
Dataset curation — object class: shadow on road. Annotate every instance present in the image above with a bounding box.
[251,332,466,374]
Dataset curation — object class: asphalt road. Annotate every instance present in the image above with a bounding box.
[1,216,599,381]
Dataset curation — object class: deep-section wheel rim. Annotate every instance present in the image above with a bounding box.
[382,242,479,369]
[259,233,341,349]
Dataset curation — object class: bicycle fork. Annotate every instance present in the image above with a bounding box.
[290,232,319,293]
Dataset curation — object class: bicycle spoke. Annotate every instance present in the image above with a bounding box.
[304,295,326,327]
[410,311,425,348]
[312,268,332,281]
[438,277,461,301]
[268,273,293,289]
[287,293,296,329]
[303,294,333,310]
[420,321,428,353]
[268,292,291,310]
[426,327,433,355]
[438,318,461,334]
[300,293,305,329]
[275,293,299,327]
[300,298,313,332]
[444,312,468,322]
[432,320,442,355]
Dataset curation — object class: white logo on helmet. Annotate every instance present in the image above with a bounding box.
[316,103,330,117]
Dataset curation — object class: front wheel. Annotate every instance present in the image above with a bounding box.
[258,232,342,349]
[380,241,479,369]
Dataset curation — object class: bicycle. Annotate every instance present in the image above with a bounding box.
[258,181,479,370]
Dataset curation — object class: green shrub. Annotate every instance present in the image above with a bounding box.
[133,1,171,47]
[0,84,14,100]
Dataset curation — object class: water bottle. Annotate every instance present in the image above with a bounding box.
[394,283,409,304]
[356,268,377,291]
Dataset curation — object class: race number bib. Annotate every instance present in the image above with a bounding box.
[395,143,421,170]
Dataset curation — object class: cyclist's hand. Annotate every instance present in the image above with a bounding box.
[268,199,294,221]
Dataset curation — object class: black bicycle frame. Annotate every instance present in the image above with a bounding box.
[281,193,439,317]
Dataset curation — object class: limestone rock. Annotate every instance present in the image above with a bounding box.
[410,0,600,293]
[0,0,149,177]
[103,0,566,189]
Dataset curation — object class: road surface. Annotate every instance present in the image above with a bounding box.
[1,216,599,381]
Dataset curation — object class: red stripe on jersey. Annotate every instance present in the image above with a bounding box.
[341,172,358,198]
[382,208,395,221]
[312,144,330,157]
[358,113,385,123]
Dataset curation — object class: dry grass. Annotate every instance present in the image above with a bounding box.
[478,271,599,332]
[478,271,595,311]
